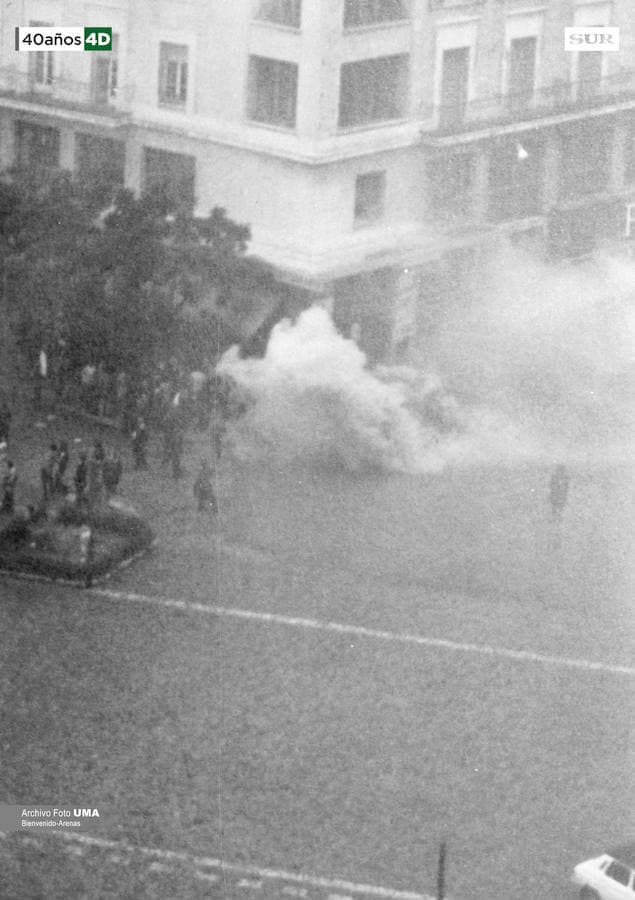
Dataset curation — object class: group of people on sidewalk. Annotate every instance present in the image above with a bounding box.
[26,347,234,516]
[130,413,219,516]
[36,349,222,432]
[40,439,122,509]
[124,361,234,516]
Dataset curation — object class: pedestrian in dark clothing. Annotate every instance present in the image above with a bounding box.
[79,523,95,588]
[103,449,123,498]
[1,460,17,513]
[193,459,217,513]
[162,401,184,477]
[131,418,149,470]
[549,464,570,517]
[212,416,225,460]
[0,399,11,444]
[86,450,104,510]
[54,440,69,494]
[93,439,106,463]
[170,428,183,479]
[34,349,47,410]
[40,443,58,504]
[81,362,97,414]
[116,370,129,425]
[74,451,88,504]
[96,362,110,417]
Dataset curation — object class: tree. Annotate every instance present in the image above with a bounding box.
[0,168,101,367]
[1,168,274,379]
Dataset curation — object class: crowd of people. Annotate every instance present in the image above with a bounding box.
[0,353,240,521]
[40,439,123,509]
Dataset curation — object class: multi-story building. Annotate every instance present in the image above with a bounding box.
[0,0,634,362]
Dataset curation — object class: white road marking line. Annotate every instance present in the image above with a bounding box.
[237,878,264,889]
[148,861,172,874]
[282,887,309,898]
[52,832,434,900]
[91,586,635,678]
[195,871,220,883]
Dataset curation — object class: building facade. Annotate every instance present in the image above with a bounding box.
[0,0,634,362]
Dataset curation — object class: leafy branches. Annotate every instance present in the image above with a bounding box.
[1,169,268,372]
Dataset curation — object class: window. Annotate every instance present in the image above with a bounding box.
[507,36,537,110]
[339,55,408,128]
[247,56,298,128]
[344,0,407,28]
[15,121,60,169]
[144,147,195,212]
[93,33,119,104]
[76,134,125,199]
[159,43,188,106]
[488,135,544,221]
[606,861,631,886]
[29,21,54,87]
[255,0,301,28]
[354,171,386,224]
[439,47,470,127]
[427,151,473,217]
[576,50,602,101]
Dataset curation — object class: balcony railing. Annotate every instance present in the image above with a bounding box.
[426,68,635,136]
[0,67,133,117]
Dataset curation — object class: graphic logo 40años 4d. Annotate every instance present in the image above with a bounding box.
[15,26,112,51]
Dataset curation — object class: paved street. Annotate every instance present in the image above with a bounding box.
[0,405,633,899]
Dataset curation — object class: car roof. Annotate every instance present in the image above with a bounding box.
[608,843,635,869]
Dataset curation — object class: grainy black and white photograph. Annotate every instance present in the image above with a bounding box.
[0,1,633,898]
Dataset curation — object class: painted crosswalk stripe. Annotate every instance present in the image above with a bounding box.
[195,871,220,883]
[148,861,172,874]
[45,832,435,900]
[91,586,635,678]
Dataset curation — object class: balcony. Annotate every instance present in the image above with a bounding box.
[423,68,635,140]
[0,66,133,119]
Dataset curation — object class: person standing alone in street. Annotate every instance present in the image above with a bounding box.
[131,417,149,470]
[1,460,17,514]
[0,397,11,446]
[193,459,217,514]
[549,464,570,519]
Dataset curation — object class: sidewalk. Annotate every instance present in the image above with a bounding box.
[2,391,227,551]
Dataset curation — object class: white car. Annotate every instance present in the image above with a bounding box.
[572,844,635,898]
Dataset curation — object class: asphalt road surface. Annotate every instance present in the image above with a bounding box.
[1,458,633,899]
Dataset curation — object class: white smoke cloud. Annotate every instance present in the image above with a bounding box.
[424,246,635,458]
[216,247,634,472]
[217,306,536,473]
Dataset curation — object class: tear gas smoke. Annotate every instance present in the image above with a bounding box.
[423,247,635,458]
[217,247,633,473]
[217,307,535,473]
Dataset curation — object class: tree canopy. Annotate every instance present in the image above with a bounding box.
[0,167,272,374]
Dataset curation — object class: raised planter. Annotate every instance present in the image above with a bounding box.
[0,499,154,584]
